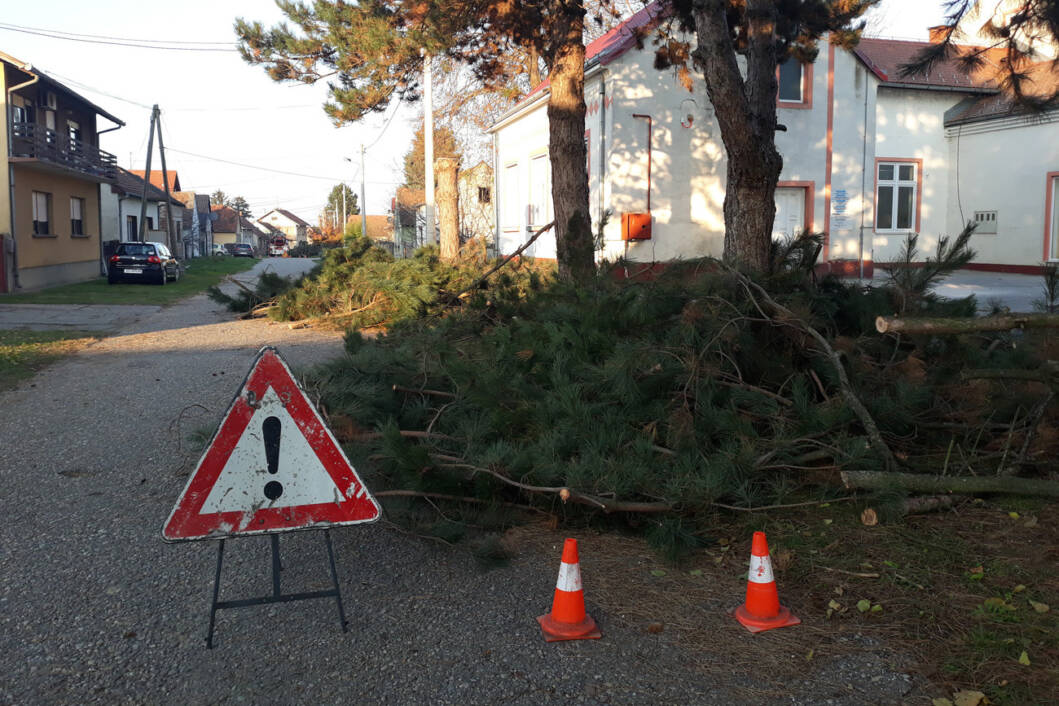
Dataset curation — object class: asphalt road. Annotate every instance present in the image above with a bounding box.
[0,259,921,705]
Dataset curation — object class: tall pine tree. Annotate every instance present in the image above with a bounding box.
[660,0,876,272]
[235,0,604,283]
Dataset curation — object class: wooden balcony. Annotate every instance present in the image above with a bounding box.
[10,121,117,182]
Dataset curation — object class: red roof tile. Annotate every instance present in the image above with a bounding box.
[854,37,1005,91]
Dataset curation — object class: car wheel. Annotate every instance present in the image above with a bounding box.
[107,276,118,285]
[172,267,180,283]
[157,269,167,286]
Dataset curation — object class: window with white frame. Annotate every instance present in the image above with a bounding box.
[32,191,51,235]
[70,197,85,236]
[778,60,804,102]
[876,161,917,231]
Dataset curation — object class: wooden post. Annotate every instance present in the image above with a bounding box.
[136,105,159,243]
[155,111,177,257]
[876,313,1059,335]
[436,157,459,262]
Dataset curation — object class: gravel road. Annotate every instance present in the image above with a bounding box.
[0,260,921,705]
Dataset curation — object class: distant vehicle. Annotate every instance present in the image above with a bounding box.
[231,243,255,258]
[108,242,179,285]
[211,243,226,256]
[268,236,288,257]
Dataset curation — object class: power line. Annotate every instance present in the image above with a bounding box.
[0,24,238,51]
[0,21,234,45]
[167,146,403,185]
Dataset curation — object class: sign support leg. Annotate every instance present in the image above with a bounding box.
[206,539,225,649]
[324,530,349,632]
[202,532,348,648]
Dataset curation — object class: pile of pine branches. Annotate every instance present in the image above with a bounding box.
[303,230,1057,539]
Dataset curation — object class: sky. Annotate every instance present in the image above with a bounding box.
[0,0,949,226]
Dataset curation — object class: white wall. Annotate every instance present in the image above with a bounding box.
[945,115,1059,265]
[100,187,160,242]
[871,87,965,262]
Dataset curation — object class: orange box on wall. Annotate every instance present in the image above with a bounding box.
[621,213,652,240]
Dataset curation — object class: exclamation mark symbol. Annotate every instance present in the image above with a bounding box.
[263,416,283,501]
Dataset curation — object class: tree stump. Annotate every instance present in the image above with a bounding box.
[435,157,460,262]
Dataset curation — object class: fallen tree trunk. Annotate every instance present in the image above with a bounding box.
[876,313,1059,335]
[841,470,1059,497]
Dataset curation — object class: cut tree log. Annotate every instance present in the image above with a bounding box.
[841,470,1059,497]
[876,313,1059,335]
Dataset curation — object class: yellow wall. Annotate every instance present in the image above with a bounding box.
[12,167,99,269]
[213,231,237,245]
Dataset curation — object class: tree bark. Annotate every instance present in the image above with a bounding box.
[546,2,594,283]
[840,470,1059,497]
[691,0,783,273]
[435,157,460,262]
[877,313,1059,335]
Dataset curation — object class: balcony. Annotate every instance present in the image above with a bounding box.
[10,121,117,182]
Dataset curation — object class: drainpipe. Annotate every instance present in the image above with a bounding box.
[598,71,608,251]
[859,67,868,282]
[6,68,40,290]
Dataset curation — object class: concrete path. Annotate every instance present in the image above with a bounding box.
[0,257,319,332]
[871,269,1046,313]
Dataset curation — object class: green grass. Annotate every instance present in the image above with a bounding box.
[4,257,259,306]
[0,329,100,390]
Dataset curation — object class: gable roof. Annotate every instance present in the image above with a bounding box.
[259,208,310,227]
[854,37,1004,92]
[211,204,239,233]
[364,215,392,241]
[111,168,183,205]
[130,170,181,192]
[0,50,124,127]
[517,1,667,106]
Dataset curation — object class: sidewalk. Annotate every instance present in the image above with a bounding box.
[0,303,161,331]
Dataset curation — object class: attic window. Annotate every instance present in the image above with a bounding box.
[478,186,491,204]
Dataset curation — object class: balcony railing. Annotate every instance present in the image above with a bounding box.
[10,121,117,181]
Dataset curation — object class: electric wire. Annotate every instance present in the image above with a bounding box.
[0,21,234,45]
[0,23,238,51]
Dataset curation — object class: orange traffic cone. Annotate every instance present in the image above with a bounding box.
[733,531,801,633]
[537,538,602,642]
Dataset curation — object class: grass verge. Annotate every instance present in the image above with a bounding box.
[0,329,100,390]
[3,257,258,306]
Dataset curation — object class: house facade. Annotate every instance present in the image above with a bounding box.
[257,208,310,247]
[488,3,1059,274]
[458,161,495,244]
[1,51,123,292]
[102,168,184,250]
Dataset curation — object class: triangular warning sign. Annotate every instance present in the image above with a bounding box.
[163,346,380,541]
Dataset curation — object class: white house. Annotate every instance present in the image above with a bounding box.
[102,168,184,246]
[488,2,1059,274]
[257,208,311,246]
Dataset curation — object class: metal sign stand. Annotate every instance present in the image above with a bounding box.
[206,530,348,649]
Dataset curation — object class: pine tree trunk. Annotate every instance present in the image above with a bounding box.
[546,3,594,284]
[692,0,782,273]
[436,157,460,262]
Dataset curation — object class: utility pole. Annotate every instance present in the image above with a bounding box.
[136,105,159,244]
[342,184,347,235]
[360,144,367,241]
[155,110,177,256]
[423,49,435,244]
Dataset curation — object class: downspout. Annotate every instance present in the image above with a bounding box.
[6,70,40,290]
[598,71,608,251]
[492,131,500,257]
[859,68,868,282]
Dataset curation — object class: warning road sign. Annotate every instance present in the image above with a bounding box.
[163,346,380,541]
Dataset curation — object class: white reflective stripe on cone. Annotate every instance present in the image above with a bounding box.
[748,554,775,584]
[555,561,583,592]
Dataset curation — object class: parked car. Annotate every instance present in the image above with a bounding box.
[231,243,255,258]
[211,243,227,256]
[108,242,179,285]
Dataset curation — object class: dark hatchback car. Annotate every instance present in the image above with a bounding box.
[231,243,255,258]
[108,242,179,285]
